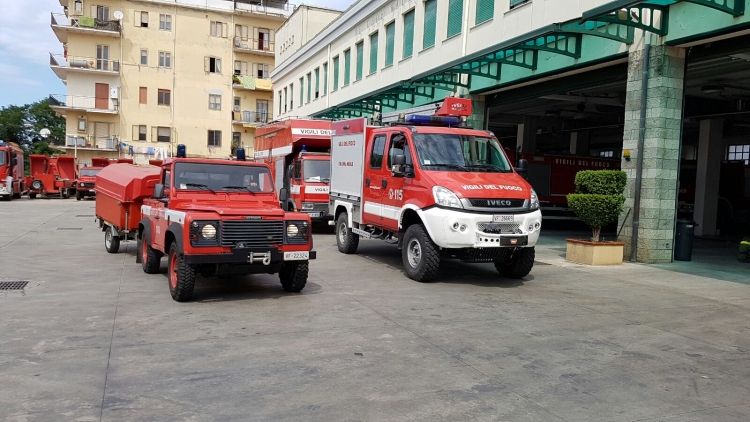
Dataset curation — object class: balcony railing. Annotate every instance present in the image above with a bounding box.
[49,94,118,113]
[51,12,121,33]
[51,135,118,151]
[234,1,296,17]
[234,37,275,54]
[50,54,120,72]
[233,110,271,124]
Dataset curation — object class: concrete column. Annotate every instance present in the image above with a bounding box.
[517,116,538,154]
[617,45,686,263]
[693,119,724,236]
[570,131,590,156]
[468,94,486,131]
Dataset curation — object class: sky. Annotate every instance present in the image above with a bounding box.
[0,0,357,108]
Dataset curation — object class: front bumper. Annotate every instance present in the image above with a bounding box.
[183,248,317,265]
[0,185,10,196]
[420,207,543,249]
[300,202,333,221]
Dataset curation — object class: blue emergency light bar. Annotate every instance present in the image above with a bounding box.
[404,115,462,126]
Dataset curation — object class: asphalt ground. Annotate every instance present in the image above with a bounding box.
[1,198,750,422]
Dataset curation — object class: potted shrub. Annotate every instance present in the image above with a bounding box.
[566,170,627,265]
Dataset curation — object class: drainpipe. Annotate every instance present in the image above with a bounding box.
[631,31,651,262]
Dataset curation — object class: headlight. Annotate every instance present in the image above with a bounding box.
[287,224,299,238]
[80,182,85,187]
[201,224,217,239]
[530,189,540,211]
[432,186,463,209]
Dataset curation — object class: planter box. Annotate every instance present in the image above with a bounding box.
[566,239,624,266]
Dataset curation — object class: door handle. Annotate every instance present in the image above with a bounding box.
[365,178,370,186]
[382,179,388,188]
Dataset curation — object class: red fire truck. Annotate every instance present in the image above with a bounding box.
[75,157,110,201]
[329,98,542,282]
[0,141,25,201]
[255,119,334,221]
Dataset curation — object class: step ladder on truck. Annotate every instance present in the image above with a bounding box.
[328,97,543,282]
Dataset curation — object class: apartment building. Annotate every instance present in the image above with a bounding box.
[49,0,293,164]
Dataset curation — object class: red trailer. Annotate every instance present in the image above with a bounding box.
[75,157,111,200]
[95,163,162,253]
[148,159,163,167]
[26,155,76,199]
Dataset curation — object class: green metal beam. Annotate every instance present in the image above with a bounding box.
[448,61,501,79]
[483,49,538,70]
[522,34,582,59]
[683,0,745,16]
[584,4,669,36]
[555,21,635,44]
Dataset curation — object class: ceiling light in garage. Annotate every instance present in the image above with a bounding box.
[701,84,724,95]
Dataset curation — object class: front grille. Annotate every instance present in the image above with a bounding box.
[459,248,509,263]
[478,223,522,235]
[221,220,284,248]
[468,198,525,208]
[81,183,95,189]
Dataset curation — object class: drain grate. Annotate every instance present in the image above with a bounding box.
[76,215,95,217]
[57,228,83,231]
[534,261,551,266]
[0,281,29,290]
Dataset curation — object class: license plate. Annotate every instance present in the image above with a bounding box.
[308,212,320,218]
[493,215,514,223]
[284,251,309,261]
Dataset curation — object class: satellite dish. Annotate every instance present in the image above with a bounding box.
[39,128,51,138]
[113,10,123,20]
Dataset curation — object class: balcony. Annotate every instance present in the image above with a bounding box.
[233,37,275,57]
[234,1,296,18]
[49,94,119,115]
[232,110,271,127]
[50,135,119,152]
[50,54,119,82]
[232,75,273,92]
[51,13,121,43]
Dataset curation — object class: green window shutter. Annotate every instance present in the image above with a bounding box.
[299,78,304,105]
[369,32,378,74]
[315,68,320,97]
[385,22,395,67]
[344,49,351,86]
[403,10,414,59]
[307,73,311,103]
[423,0,437,49]
[356,42,363,81]
[447,0,463,38]
[290,85,294,109]
[475,0,494,24]
[333,56,340,90]
[323,63,328,95]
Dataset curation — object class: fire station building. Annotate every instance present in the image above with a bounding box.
[271,0,750,263]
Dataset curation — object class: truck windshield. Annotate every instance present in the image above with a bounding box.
[80,169,100,177]
[173,162,274,193]
[413,134,513,173]
[0,152,5,166]
[303,160,331,182]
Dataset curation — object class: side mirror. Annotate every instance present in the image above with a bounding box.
[391,154,406,177]
[516,159,529,180]
[154,183,165,199]
[279,187,289,202]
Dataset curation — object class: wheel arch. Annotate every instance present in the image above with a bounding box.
[333,201,354,228]
[166,222,184,254]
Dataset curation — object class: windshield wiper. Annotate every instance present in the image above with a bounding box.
[221,185,256,195]
[422,163,469,172]
[185,183,215,194]
[467,164,512,173]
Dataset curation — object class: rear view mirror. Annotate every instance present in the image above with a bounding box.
[392,154,406,177]
[154,183,165,199]
[279,187,289,202]
[516,159,529,180]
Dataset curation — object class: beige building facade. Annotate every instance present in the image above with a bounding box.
[50,0,293,165]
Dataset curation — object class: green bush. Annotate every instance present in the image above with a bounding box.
[567,170,627,242]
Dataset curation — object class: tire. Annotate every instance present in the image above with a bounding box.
[31,180,42,191]
[279,261,308,292]
[76,190,82,201]
[29,193,36,199]
[168,243,196,302]
[335,212,359,254]
[104,226,121,253]
[494,247,535,279]
[1,195,10,202]
[401,224,440,282]
[62,189,70,199]
[140,234,162,274]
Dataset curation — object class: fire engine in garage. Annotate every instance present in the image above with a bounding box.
[255,119,334,221]
[0,141,24,201]
[329,98,542,282]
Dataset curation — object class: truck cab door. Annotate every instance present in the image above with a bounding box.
[153,169,171,251]
[289,159,302,211]
[380,133,414,231]
[362,134,387,226]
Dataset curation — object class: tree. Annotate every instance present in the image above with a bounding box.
[0,99,65,167]
[567,170,627,242]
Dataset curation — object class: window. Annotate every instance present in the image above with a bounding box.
[355,42,364,81]
[476,0,494,24]
[132,125,147,141]
[728,144,750,165]
[234,96,241,112]
[235,24,249,40]
[306,73,311,103]
[423,0,437,49]
[290,84,294,110]
[135,11,148,27]
[206,57,222,74]
[158,89,171,106]
[343,49,351,86]
[447,0,463,38]
[403,9,415,58]
[283,87,288,112]
[388,133,413,168]
[157,127,171,143]
[211,21,227,37]
[293,161,302,180]
[232,132,241,146]
[255,63,270,79]
[208,130,222,147]
[370,135,387,169]
[510,0,529,10]
[96,45,109,70]
[299,77,304,105]
[599,151,614,158]
[333,56,340,91]
[385,22,395,67]
[139,87,147,104]
[258,29,270,50]
[235,60,248,76]
[369,31,378,74]
[257,100,268,122]
[323,63,328,96]
[96,5,110,20]
[314,68,320,99]
[278,91,283,115]
[140,49,148,65]
[209,94,221,110]
[158,51,171,68]
[159,14,171,30]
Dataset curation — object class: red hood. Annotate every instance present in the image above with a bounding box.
[173,200,286,217]
[423,171,532,200]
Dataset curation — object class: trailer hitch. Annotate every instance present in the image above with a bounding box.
[248,252,272,266]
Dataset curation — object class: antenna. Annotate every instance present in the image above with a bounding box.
[113,10,123,20]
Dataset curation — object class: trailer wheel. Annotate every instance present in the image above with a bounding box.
[279,261,308,292]
[105,226,120,254]
[76,190,82,201]
[62,189,70,199]
[494,247,535,279]
[139,234,162,274]
[402,224,440,282]
[336,212,359,254]
[28,193,36,199]
[168,243,196,302]
[31,180,42,191]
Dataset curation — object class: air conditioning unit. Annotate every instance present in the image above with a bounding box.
[110,86,119,99]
